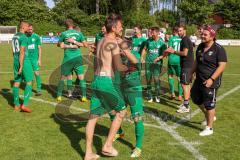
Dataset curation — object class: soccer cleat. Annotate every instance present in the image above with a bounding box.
[131,147,142,158]
[56,96,62,102]
[170,94,176,100]
[199,126,213,136]
[81,97,88,102]
[14,106,20,111]
[20,105,32,113]
[147,98,153,103]
[113,132,125,142]
[67,91,73,98]
[177,104,190,113]
[178,96,183,101]
[201,116,217,126]
[155,96,161,103]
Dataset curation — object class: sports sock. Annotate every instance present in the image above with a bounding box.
[67,79,73,92]
[23,84,32,106]
[12,86,20,106]
[57,80,64,97]
[168,77,175,94]
[178,79,183,96]
[79,79,86,97]
[135,120,144,149]
[154,78,161,97]
[35,75,42,92]
[184,99,189,108]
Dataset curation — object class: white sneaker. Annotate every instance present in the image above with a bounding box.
[155,97,160,103]
[201,116,217,126]
[147,98,153,103]
[199,126,213,136]
[176,104,190,113]
[131,148,142,158]
[67,91,73,98]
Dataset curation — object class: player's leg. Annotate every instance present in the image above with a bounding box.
[21,61,34,112]
[66,74,73,98]
[168,65,175,99]
[12,62,22,110]
[175,65,183,101]
[32,59,42,96]
[153,63,161,103]
[145,62,153,102]
[75,57,87,101]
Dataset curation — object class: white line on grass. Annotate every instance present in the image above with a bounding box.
[145,109,207,160]
[172,84,240,129]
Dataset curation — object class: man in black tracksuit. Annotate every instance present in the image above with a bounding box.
[191,26,227,136]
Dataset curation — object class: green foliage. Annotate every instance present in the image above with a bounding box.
[32,22,65,35]
[217,28,240,39]
[186,24,197,36]
[214,0,240,29]
[178,0,214,25]
[155,9,179,26]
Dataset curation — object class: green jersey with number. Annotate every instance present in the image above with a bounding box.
[168,35,181,65]
[59,29,85,61]
[27,33,41,60]
[145,38,166,64]
[12,32,29,61]
[131,36,146,60]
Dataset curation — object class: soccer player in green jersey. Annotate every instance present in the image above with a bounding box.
[56,19,88,102]
[167,27,183,101]
[26,24,42,96]
[12,21,33,113]
[141,27,167,103]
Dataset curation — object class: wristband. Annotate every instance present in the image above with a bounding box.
[210,77,215,81]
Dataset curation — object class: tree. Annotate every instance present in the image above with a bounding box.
[177,0,214,25]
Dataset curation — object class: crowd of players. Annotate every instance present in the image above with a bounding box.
[11,14,227,159]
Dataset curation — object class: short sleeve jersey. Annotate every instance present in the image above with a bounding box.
[145,38,167,64]
[131,35,147,60]
[180,36,194,68]
[12,32,29,61]
[27,33,41,60]
[168,35,181,65]
[196,42,227,88]
[59,29,85,60]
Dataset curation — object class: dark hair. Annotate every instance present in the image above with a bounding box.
[65,19,74,27]
[197,24,206,29]
[105,13,122,33]
[173,26,178,33]
[151,26,160,32]
[134,24,142,31]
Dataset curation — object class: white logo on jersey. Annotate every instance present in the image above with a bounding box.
[208,51,213,56]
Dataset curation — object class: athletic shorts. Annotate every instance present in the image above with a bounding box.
[122,71,144,118]
[90,76,126,116]
[30,59,40,71]
[145,62,162,80]
[14,59,33,83]
[168,64,181,77]
[61,56,84,76]
[180,68,192,85]
[191,80,217,110]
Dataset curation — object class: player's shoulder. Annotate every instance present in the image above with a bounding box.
[33,33,40,38]
[214,42,226,52]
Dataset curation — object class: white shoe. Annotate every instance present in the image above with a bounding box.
[199,126,213,136]
[176,104,190,113]
[67,91,73,98]
[155,97,160,103]
[131,148,142,158]
[147,98,153,103]
[201,116,217,126]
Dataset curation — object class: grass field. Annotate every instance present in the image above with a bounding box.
[0,44,239,160]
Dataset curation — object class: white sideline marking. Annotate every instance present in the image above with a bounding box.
[145,109,207,160]
[168,141,203,146]
[172,85,240,129]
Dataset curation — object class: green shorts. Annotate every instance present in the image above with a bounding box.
[90,76,126,116]
[145,62,162,80]
[14,59,33,83]
[168,64,181,77]
[122,71,144,118]
[30,58,40,71]
[61,56,84,76]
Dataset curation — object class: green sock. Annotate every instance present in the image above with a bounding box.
[67,79,73,92]
[23,84,32,106]
[12,86,20,106]
[146,81,152,99]
[79,79,86,97]
[178,80,183,96]
[57,80,64,97]
[35,75,42,92]
[168,77,175,94]
[109,113,123,134]
[154,78,161,97]
[135,120,144,149]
